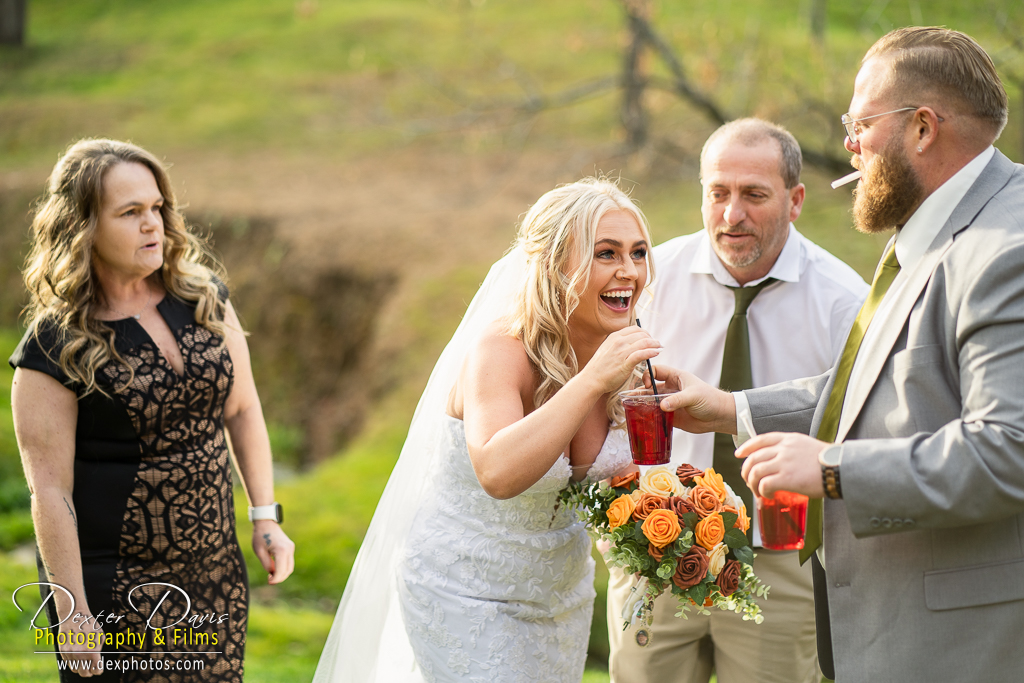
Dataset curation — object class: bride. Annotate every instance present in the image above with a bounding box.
[314,178,661,682]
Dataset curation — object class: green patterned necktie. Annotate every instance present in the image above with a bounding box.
[800,242,901,564]
[714,277,777,538]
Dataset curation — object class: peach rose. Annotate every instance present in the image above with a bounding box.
[716,559,741,597]
[648,543,665,562]
[607,494,637,530]
[707,542,728,578]
[632,493,668,521]
[629,489,644,504]
[609,471,640,490]
[722,504,750,534]
[640,465,686,498]
[675,463,703,486]
[695,513,726,550]
[690,485,724,518]
[642,509,682,548]
[672,545,709,590]
[693,468,729,502]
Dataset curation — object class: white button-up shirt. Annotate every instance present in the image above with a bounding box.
[641,225,868,544]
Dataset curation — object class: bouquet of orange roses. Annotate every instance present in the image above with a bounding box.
[560,464,767,630]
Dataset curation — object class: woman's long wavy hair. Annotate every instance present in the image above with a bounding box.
[507,177,654,426]
[22,138,228,396]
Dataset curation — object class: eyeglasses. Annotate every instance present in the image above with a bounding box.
[841,107,936,144]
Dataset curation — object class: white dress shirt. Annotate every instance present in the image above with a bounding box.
[641,225,868,544]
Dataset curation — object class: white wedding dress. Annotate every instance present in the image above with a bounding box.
[313,247,640,683]
[398,416,631,682]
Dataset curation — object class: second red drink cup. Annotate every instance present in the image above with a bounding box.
[756,490,809,550]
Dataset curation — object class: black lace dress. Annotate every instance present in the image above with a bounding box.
[9,291,247,682]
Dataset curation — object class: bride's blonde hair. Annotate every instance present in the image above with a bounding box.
[507,177,654,424]
[22,138,228,396]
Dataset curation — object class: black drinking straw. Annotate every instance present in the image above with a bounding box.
[635,318,658,397]
[635,317,672,442]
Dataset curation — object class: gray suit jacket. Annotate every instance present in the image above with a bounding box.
[746,150,1024,683]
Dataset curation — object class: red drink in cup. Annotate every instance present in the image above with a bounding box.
[756,490,809,550]
[620,389,675,466]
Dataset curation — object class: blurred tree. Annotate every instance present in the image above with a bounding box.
[0,0,26,46]
[616,0,848,172]
[621,0,652,150]
[810,0,827,45]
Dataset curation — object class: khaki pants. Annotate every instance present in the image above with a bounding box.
[606,549,819,683]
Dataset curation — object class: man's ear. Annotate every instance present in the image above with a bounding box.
[789,183,806,223]
[913,107,942,154]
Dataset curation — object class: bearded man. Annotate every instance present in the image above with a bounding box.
[657,26,1024,682]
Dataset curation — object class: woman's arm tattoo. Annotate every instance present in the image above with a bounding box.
[63,497,78,530]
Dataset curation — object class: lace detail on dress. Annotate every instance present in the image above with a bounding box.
[397,417,631,682]
[102,325,246,683]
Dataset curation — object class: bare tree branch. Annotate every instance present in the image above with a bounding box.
[621,4,730,125]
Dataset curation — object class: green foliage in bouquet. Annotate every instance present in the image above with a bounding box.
[560,465,767,629]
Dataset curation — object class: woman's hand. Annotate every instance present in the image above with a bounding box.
[252,521,295,585]
[581,327,661,393]
[650,364,737,434]
[58,616,103,677]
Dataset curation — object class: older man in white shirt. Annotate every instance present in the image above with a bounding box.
[606,118,868,683]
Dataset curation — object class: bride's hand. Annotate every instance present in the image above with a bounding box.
[582,327,661,393]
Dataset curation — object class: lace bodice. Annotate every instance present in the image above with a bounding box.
[397,417,631,682]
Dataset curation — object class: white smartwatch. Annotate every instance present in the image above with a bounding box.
[248,502,284,523]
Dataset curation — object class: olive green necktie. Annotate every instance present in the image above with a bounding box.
[714,277,777,539]
[800,243,901,564]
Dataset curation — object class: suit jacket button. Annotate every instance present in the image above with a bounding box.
[882,518,892,528]
[893,519,903,528]
[870,517,881,528]
[904,519,915,527]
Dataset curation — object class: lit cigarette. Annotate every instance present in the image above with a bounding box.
[831,170,862,189]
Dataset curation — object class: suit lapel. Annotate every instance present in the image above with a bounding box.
[835,150,1017,442]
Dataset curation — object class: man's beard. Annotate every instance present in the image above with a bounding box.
[851,139,924,234]
[711,214,789,271]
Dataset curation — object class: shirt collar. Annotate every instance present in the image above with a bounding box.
[691,224,800,287]
[896,146,995,271]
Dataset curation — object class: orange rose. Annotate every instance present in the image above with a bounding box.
[690,485,723,518]
[648,544,665,562]
[641,509,682,548]
[607,494,637,529]
[694,468,729,503]
[722,504,750,534]
[694,512,726,550]
[632,493,668,522]
[609,471,640,490]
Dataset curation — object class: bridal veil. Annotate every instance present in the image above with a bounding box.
[312,247,527,683]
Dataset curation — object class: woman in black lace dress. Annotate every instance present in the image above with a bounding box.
[9,139,295,681]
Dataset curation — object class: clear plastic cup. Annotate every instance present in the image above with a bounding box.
[619,387,676,466]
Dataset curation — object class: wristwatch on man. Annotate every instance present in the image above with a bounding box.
[248,502,284,523]
[819,446,843,499]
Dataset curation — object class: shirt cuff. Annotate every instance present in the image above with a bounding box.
[733,391,754,446]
